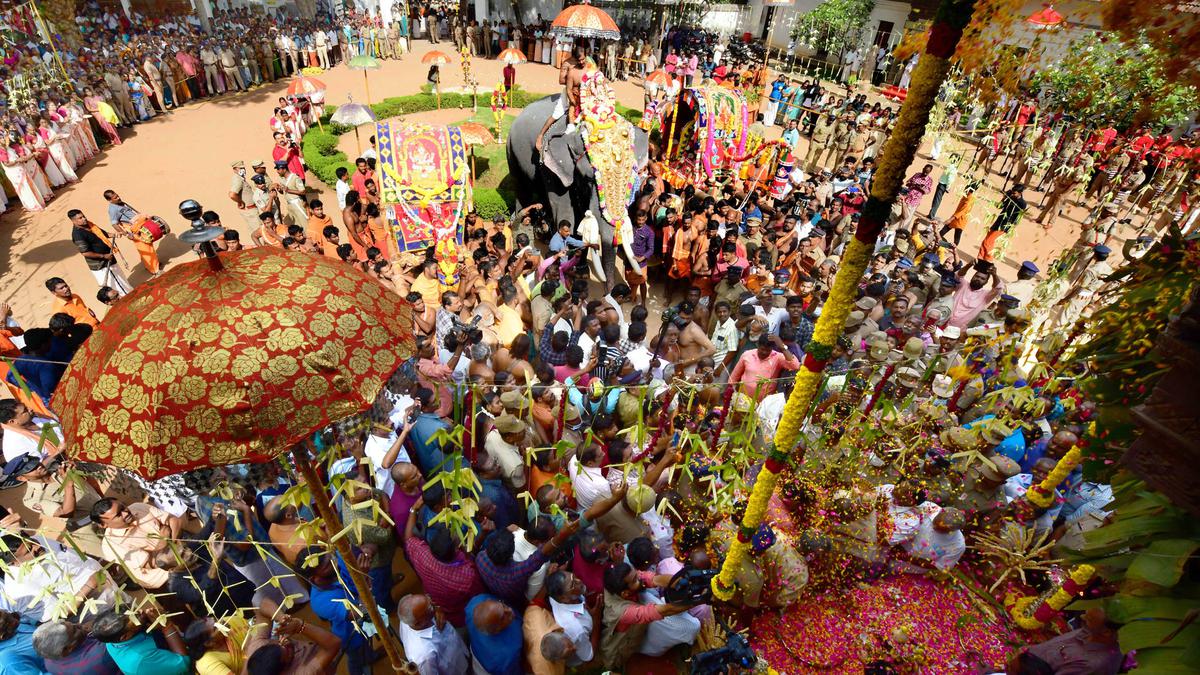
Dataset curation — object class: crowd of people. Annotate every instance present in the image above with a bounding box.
[0,3,1196,675]
[0,3,351,215]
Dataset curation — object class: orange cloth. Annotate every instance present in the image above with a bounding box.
[51,295,99,328]
[530,466,574,503]
[945,193,975,231]
[133,239,159,275]
[307,214,332,246]
[322,240,340,259]
[367,217,391,260]
[977,229,1002,262]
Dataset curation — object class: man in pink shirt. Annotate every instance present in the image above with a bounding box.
[947,264,1004,329]
[728,334,801,397]
[600,562,695,668]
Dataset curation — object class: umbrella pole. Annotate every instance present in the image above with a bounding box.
[354,126,363,156]
[436,81,441,110]
[294,448,405,672]
[363,71,372,105]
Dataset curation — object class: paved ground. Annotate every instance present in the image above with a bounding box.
[0,38,1097,327]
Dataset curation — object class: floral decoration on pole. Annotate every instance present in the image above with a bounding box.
[490,81,506,144]
[711,0,981,602]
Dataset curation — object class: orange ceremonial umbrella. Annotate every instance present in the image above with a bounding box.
[1027,3,1066,28]
[498,47,527,65]
[422,50,454,108]
[550,0,620,40]
[53,246,414,480]
[286,74,327,98]
[421,50,453,65]
[645,69,670,87]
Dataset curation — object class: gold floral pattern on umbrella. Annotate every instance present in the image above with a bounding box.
[52,247,414,480]
[550,0,620,40]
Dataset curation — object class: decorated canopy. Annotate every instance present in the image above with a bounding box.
[550,0,620,40]
[375,120,473,287]
[663,85,751,185]
[498,47,527,65]
[53,248,414,480]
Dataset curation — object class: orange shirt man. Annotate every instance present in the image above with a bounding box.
[46,278,99,328]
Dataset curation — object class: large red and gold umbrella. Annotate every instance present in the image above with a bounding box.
[53,247,413,480]
[550,0,620,40]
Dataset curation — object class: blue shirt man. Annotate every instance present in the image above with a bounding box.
[781,124,801,152]
[549,224,584,254]
[769,77,787,102]
[465,595,522,675]
[0,621,47,675]
[104,632,189,675]
[407,411,451,475]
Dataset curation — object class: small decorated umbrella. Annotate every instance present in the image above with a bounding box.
[347,54,382,104]
[286,74,326,98]
[54,244,413,670]
[1027,3,1066,29]
[331,97,377,156]
[422,50,453,109]
[645,69,670,87]
[287,75,328,130]
[498,46,527,65]
[456,122,496,182]
[550,0,620,40]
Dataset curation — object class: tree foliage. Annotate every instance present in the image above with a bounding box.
[790,0,876,58]
[1032,31,1200,129]
[1101,0,1200,89]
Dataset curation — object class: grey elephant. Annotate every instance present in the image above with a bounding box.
[506,94,649,287]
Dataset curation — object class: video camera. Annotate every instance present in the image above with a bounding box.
[689,620,758,675]
[663,567,717,606]
[451,314,483,346]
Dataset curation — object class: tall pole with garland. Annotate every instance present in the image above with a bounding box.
[711,0,981,601]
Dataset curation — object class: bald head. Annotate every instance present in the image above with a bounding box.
[390,461,420,485]
[1048,430,1078,457]
[472,599,514,635]
[397,594,433,630]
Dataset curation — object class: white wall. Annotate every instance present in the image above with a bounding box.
[747,0,913,55]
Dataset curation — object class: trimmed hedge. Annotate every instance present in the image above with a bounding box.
[303,87,549,211]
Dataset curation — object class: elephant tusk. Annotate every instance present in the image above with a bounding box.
[622,241,641,275]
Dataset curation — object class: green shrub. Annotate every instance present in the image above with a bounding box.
[302,89,549,205]
[473,188,515,220]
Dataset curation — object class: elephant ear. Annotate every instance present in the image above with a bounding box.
[541,118,576,188]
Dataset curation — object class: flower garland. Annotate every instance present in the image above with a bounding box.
[579,68,637,245]
[712,0,980,602]
[1025,445,1082,508]
[1009,565,1096,630]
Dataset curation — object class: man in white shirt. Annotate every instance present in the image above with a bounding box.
[546,570,594,666]
[743,289,789,335]
[568,448,611,512]
[638,588,701,656]
[0,534,119,623]
[895,505,966,572]
[334,166,351,209]
[397,593,470,675]
[512,520,555,601]
[710,300,739,373]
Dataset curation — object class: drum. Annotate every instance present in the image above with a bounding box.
[133,214,169,244]
[769,158,793,200]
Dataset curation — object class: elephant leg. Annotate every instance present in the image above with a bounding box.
[600,239,617,292]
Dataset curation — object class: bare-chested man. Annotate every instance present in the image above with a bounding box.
[673,304,716,375]
[536,44,587,153]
